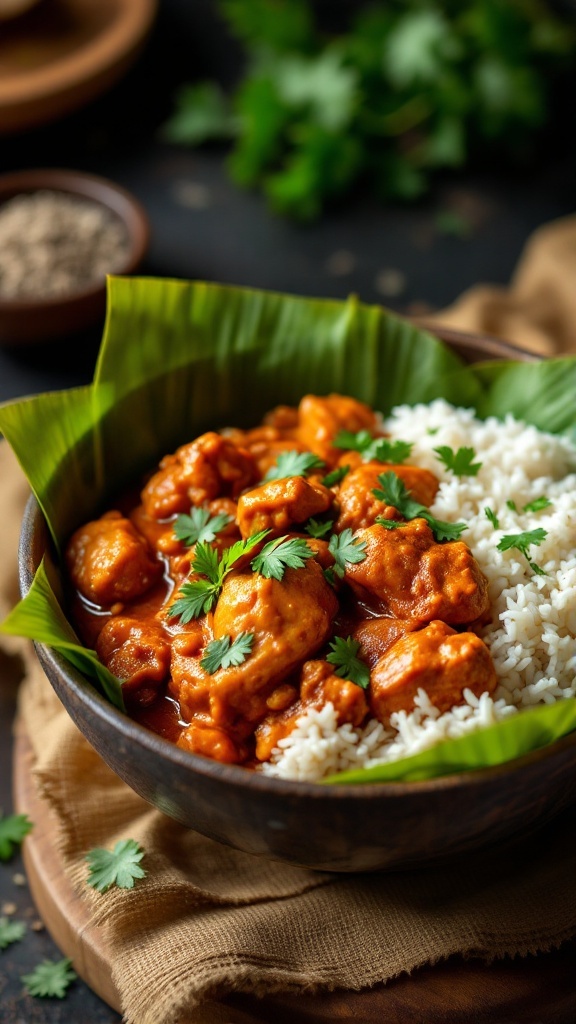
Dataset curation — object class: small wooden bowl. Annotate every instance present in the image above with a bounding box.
[0,168,149,346]
[0,0,157,134]
[17,329,576,872]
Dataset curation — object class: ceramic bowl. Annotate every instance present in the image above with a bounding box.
[17,329,576,872]
[0,168,149,345]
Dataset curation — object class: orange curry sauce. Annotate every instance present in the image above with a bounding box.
[65,394,496,766]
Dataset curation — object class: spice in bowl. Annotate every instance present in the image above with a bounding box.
[0,190,131,300]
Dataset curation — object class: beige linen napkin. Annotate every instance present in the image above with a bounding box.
[429,215,576,355]
[2,219,576,1024]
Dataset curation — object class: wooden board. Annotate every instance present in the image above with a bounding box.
[13,728,576,1024]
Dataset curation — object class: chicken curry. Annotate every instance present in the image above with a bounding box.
[65,394,497,767]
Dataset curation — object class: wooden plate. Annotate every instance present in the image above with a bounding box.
[0,0,157,134]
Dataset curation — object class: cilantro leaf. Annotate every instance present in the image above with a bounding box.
[333,430,413,465]
[333,429,373,452]
[434,445,482,476]
[373,471,467,543]
[321,465,350,487]
[305,517,334,539]
[200,632,254,673]
[169,579,219,622]
[326,636,370,689]
[251,535,315,580]
[0,917,26,949]
[22,958,77,999]
[506,499,518,512]
[523,496,553,514]
[169,531,270,621]
[0,812,32,862]
[86,839,146,893]
[497,528,547,574]
[173,507,234,547]
[375,518,404,530]
[485,507,500,529]
[328,529,367,578]
[263,450,325,481]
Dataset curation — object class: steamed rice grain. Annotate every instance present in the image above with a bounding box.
[262,401,576,781]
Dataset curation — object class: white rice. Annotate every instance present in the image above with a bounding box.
[262,400,576,781]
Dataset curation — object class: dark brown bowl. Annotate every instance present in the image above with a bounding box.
[0,168,149,345]
[17,329,576,872]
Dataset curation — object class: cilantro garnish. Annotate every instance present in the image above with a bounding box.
[326,636,370,689]
[169,531,269,621]
[305,517,334,539]
[506,499,518,512]
[0,917,26,950]
[0,812,32,862]
[328,529,367,578]
[373,471,467,542]
[173,507,234,546]
[485,507,499,529]
[86,839,146,893]
[22,959,77,999]
[334,430,413,465]
[263,450,325,481]
[251,535,315,580]
[523,496,553,514]
[200,632,254,673]
[321,464,350,487]
[497,528,548,575]
[434,445,482,476]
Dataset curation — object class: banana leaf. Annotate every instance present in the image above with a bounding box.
[0,276,575,783]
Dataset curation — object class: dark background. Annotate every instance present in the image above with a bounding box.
[0,1,575,1020]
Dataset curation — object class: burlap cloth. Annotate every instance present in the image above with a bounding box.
[2,217,576,1024]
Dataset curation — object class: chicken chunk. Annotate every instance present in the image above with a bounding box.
[297,393,379,466]
[370,620,497,724]
[172,560,339,742]
[345,520,490,625]
[141,432,257,519]
[237,475,333,538]
[255,659,369,762]
[351,617,421,667]
[334,462,439,533]
[96,617,171,708]
[66,511,162,607]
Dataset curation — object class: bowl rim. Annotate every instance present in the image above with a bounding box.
[20,490,576,804]
[0,0,157,107]
[0,167,149,309]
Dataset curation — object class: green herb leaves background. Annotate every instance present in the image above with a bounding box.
[162,0,575,220]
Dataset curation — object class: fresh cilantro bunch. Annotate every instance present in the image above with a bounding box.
[162,0,574,219]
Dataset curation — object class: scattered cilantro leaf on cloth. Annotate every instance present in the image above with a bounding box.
[263,450,325,481]
[305,517,334,538]
[86,839,146,893]
[173,507,234,546]
[523,496,553,513]
[252,535,315,580]
[497,528,548,575]
[321,465,350,487]
[326,636,370,689]
[328,529,367,578]
[169,532,269,621]
[201,633,254,673]
[22,958,77,999]
[434,445,482,476]
[373,471,467,542]
[0,812,32,861]
[485,507,500,529]
[0,916,26,949]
